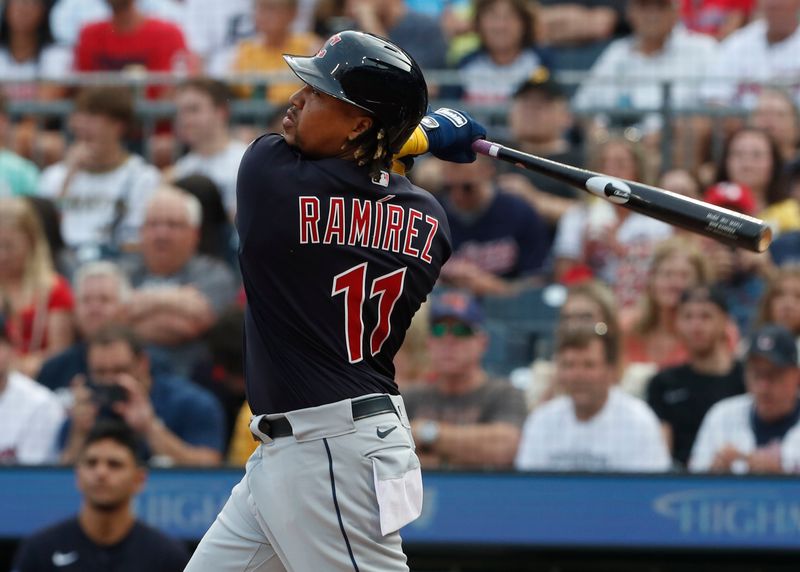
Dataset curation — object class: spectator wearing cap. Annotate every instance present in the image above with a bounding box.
[0,311,65,464]
[438,154,550,295]
[689,324,800,473]
[403,291,527,469]
[495,67,584,227]
[516,322,670,472]
[646,286,746,468]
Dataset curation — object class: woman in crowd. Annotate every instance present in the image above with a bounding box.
[749,88,800,164]
[0,0,71,101]
[756,265,800,356]
[455,0,552,103]
[714,127,800,236]
[551,136,673,308]
[622,236,719,369]
[0,197,74,377]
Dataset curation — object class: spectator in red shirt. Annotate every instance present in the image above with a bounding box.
[75,0,193,96]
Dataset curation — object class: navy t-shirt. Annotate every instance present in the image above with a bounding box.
[441,189,549,279]
[12,518,189,572]
[237,134,451,414]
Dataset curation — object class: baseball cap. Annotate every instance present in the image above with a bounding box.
[704,182,756,216]
[746,324,798,368]
[678,285,729,313]
[430,290,484,327]
[513,66,563,100]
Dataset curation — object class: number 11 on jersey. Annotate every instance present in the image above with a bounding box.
[332,263,407,363]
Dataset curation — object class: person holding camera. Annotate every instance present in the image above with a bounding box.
[59,325,225,466]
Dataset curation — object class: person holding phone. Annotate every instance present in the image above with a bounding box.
[59,325,226,467]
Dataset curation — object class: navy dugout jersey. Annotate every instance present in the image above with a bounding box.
[237,134,451,414]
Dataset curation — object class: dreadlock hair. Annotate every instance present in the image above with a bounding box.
[349,123,393,181]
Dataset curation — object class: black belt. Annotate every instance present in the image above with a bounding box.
[253,395,397,440]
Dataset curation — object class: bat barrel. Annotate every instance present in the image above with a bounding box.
[471,139,773,253]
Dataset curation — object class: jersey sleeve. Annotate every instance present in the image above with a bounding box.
[74,25,99,71]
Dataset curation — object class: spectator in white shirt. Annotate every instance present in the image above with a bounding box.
[702,0,800,109]
[172,78,248,218]
[573,0,717,130]
[37,86,161,255]
[515,323,671,472]
[0,312,65,464]
[690,324,800,474]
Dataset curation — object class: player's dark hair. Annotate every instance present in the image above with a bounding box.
[350,123,393,180]
[88,324,146,357]
[82,419,146,466]
[177,77,232,110]
[555,322,619,366]
[715,127,787,207]
[74,86,135,127]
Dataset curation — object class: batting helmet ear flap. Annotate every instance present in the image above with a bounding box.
[284,31,428,155]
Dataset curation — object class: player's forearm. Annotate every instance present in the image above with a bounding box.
[434,423,521,467]
[145,418,222,466]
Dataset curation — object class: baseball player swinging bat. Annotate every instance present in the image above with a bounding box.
[472,139,773,253]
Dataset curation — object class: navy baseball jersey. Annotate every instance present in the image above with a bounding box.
[237,134,451,414]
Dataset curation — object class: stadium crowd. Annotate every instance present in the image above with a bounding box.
[2,0,800,485]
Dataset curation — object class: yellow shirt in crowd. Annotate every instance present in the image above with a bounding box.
[232,34,322,104]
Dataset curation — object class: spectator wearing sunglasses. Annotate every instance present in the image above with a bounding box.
[437,155,550,296]
[403,290,528,469]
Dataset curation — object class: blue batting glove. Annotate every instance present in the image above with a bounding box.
[420,108,487,163]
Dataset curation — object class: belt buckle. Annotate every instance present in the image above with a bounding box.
[250,416,271,442]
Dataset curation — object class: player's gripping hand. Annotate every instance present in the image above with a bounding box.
[394,108,486,164]
[421,108,487,163]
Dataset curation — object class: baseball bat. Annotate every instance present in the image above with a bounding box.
[472,139,772,253]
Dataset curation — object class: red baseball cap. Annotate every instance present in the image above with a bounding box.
[704,182,756,216]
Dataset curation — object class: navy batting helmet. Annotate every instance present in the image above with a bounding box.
[283,31,428,153]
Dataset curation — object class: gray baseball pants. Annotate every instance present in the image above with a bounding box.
[184,394,422,572]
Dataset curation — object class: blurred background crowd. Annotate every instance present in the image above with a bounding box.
[2,0,800,485]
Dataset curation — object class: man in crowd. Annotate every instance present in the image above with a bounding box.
[13,421,189,571]
[124,188,238,375]
[60,325,225,466]
[516,323,671,472]
[703,0,800,109]
[690,324,800,473]
[172,78,248,217]
[0,312,65,464]
[496,67,584,227]
[38,261,131,392]
[646,286,746,467]
[404,291,527,469]
[74,0,192,83]
[438,155,550,295]
[37,86,161,255]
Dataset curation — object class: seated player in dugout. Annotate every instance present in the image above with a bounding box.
[185,31,487,572]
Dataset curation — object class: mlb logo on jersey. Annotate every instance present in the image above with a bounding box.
[373,171,390,188]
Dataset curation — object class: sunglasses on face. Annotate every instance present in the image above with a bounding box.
[430,322,475,338]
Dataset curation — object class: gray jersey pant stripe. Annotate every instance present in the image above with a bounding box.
[324,438,360,572]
